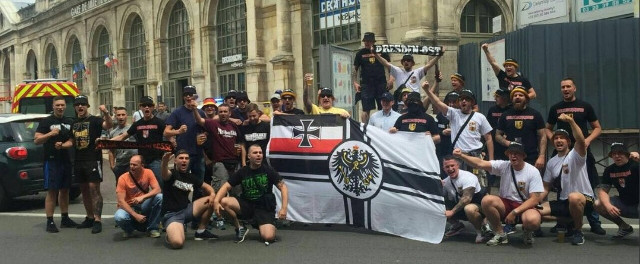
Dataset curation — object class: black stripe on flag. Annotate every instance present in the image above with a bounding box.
[381,186,445,205]
[281,175,331,183]
[382,166,443,197]
[272,114,344,127]
[383,159,441,177]
[269,158,330,176]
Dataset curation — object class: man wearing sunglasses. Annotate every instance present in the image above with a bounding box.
[279,89,305,115]
[303,75,350,118]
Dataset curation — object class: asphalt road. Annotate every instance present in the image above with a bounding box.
[0,160,638,264]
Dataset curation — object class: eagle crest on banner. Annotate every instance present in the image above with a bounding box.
[330,142,383,199]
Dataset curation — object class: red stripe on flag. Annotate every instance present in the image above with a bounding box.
[269,138,341,154]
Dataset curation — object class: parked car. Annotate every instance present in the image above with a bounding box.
[0,113,79,210]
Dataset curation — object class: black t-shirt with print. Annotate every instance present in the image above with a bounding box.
[162,169,204,214]
[602,160,639,205]
[284,108,305,115]
[547,99,598,141]
[496,70,533,92]
[72,115,104,161]
[240,121,270,154]
[497,107,545,158]
[127,116,166,163]
[487,104,511,160]
[354,48,389,85]
[435,113,452,157]
[228,164,282,202]
[394,111,439,134]
[36,114,74,161]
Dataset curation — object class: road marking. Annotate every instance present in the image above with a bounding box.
[0,212,114,219]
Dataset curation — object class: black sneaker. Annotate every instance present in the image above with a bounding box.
[194,230,219,240]
[533,228,544,237]
[60,217,79,228]
[590,225,606,235]
[549,223,563,233]
[235,226,249,243]
[572,230,585,245]
[91,221,102,234]
[76,217,95,229]
[46,221,59,233]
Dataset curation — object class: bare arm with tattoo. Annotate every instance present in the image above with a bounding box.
[446,187,475,218]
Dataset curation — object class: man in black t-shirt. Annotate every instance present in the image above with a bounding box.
[240,104,270,156]
[390,92,440,144]
[595,143,639,239]
[353,32,390,123]
[71,95,112,234]
[544,77,605,235]
[279,89,305,115]
[214,144,289,244]
[111,96,166,189]
[486,89,511,161]
[481,44,536,99]
[495,87,546,169]
[35,96,79,232]
[161,150,218,249]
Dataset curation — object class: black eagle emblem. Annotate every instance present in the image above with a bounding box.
[331,145,381,196]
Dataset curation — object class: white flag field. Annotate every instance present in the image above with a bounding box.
[267,115,446,243]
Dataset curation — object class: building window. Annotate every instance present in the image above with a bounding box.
[48,45,58,79]
[97,28,112,85]
[129,16,147,81]
[312,0,361,47]
[216,0,247,60]
[98,89,113,114]
[461,0,499,33]
[162,82,177,110]
[168,1,191,74]
[71,37,83,90]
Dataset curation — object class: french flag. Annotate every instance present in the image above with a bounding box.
[104,55,112,68]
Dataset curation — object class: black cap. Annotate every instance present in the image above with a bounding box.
[406,92,421,104]
[362,32,376,42]
[225,90,238,100]
[401,54,414,63]
[553,129,571,141]
[139,96,154,105]
[608,142,630,157]
[183,85,196,96]
[74,95,89,106]
[459,89,476,102]
[494,88,510,97]
[444,91,459,103]
[381,92,394,101]
[319,87,333,97]
[505,142,527,157]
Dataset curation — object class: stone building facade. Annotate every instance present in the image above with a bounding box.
[0,0,513,113]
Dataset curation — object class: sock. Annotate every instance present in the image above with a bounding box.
[196,229,205,233]
[61,213,69,219]
[476,230,482,236]
[47,217,54,223]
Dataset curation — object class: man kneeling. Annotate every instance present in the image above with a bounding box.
[214,144,289,244]
[161,150,218,249]
[441,155,489,243]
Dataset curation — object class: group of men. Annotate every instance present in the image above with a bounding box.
[36,87,290,249]
[351,32,638,247]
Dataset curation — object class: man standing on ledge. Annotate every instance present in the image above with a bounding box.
[352,32,390,123]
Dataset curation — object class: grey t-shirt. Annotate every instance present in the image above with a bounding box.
[109,124,137,167]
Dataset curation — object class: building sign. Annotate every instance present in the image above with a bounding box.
[575,0,634,21]
[518,0,568,26]
[70,0,114,17]
[221,54,243,64]
[492,15,502,33]
[331,52,354,111]
[319,0,360,29]
[481,39,505,102]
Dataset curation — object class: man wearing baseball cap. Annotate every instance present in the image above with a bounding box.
[595,143,639,239]
[276,89,305,115]
[481,44,536,99]
[368,92,401,131]
[303,75,349,118]
[539,113,596,245]
[352,32,390,123]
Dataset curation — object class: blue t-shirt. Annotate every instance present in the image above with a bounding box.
[165,105,205,156]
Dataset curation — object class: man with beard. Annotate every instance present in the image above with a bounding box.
[303,74,350,118]
[539,115,596,245]
[231,91,250,122]
[595,143,639,239]
[239,104,270,155]
[368,92,401,131]
[35,96,78,232]
[389,91,440,144]
[426,86,494,188]
[279,89,305,115]
[155,102,170,121]
[454,143,544,246]
[352,32,390,123]
[486,89,511,161]
[481,44,537,99]
[108,107,137,184]
[193,103,242,192]
[374,53,441,92]
[495,87,546,170]
[112,96,166,188]
[71,95,113,234]
[544,77,605,235]
[161,151,218,249]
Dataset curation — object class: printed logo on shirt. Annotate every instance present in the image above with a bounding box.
[517,181,526,193]
[468,121,477,132]
[506,115,534,120]
[217,127,238,138]
[515,120,523,130]
[562,163,569,174]
[409,123,416,131]
[245,133,268,141]
[50,124,71,131]
[173,179,194,192]
[557,108,585,114]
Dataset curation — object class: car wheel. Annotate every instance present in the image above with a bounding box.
[69,185,81,201]
[0,184,9,211]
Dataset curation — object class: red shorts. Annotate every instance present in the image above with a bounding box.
[500,197,522,220]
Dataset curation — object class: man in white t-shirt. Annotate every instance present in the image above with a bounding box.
[374,53,440,92]
[427,87,494,188]
[539,113,595,245]
[454,142,544,246]
[441,155,488,243]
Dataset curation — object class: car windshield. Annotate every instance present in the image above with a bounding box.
[0,120,39,142]
[19,97,76,118]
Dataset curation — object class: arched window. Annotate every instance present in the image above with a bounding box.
[129,15,146,81]
[312,0,361,47]
[71,37,83,90]
[97,28,112,85]
[168,1,190,74]
[460,0,500,33]
[216,0,247,95]
[48,46,58,79]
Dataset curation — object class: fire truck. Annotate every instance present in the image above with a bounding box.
[11,79,79,117]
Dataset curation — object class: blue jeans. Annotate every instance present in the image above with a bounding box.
[146,159,163,190]
[114,193,163,233]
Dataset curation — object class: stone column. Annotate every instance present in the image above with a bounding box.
[404,0,435,43]
[362,0,387,43]
[270,0,295,101]
[200,25,216,97]
[289,0,313,107]
[245,0,267,101]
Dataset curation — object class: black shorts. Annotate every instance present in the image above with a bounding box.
[44,160,72,190]
[162,203,195,227]
[550,194,595,218]
[445,189,487,221]
[236,197,276,227]
[360,83,386,111]
[74,160,103,183]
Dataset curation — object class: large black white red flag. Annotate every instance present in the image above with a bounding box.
[268,115,445,243]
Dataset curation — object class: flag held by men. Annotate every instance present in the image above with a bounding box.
[268,115,445,243]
